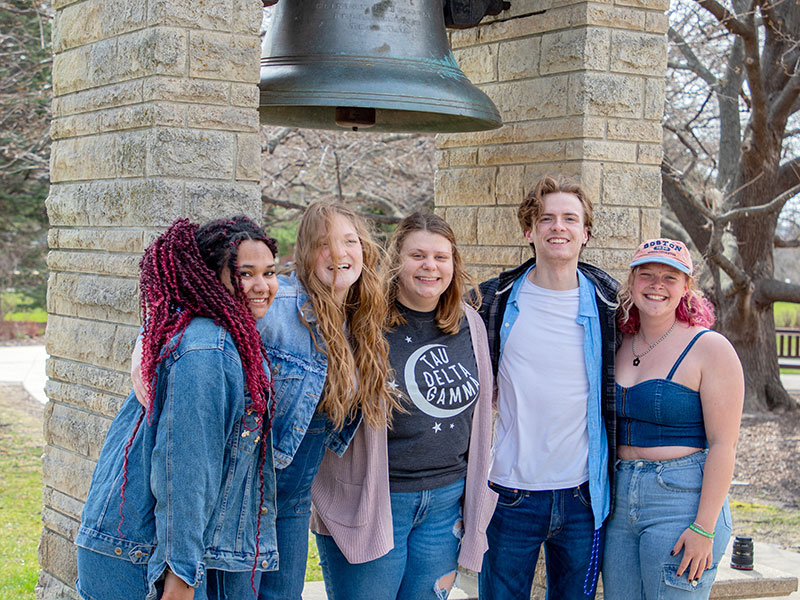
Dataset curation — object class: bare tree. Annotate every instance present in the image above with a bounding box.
[260,126,435,226]
[664,0,800,411]
[0,0,51,178]
[0,0,50,311]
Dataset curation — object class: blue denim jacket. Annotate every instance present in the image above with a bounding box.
[75,318,278,594]
[498,267,611,530]
[257,272,359,469]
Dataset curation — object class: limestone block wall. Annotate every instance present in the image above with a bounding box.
[40,1,264,597]
[437,0,668,282]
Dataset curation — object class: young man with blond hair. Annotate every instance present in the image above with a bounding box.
[478,174,618,599]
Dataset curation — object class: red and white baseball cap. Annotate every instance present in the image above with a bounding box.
[630,239,693,275]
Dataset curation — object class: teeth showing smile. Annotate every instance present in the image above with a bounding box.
[417,276,439,282]
[328,264,350,270]
[644,294,666,301]
[548,238,569,244]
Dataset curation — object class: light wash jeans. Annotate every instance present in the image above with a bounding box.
[257,414,328,600]
[478,480,602,600]
[315,478,466,600]
[76,546,256,600]
[602,451,732,599]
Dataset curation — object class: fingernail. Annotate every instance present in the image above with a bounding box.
[670,550,675,556]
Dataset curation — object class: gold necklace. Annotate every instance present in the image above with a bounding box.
[632,319,677,366]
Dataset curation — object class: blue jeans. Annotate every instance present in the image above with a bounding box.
[257,415,328,600]
[76,546,255,600]
[602,451,732,599]
[478,480,603,600]
[315,478,466,600]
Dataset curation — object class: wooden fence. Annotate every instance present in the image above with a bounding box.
[777,327,800,368]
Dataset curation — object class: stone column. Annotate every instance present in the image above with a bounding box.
[39,1,263,597]
[437,0,668,283]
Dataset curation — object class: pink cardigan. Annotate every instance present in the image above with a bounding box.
[309,305,498,572]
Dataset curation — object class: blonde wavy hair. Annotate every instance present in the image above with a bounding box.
[385,211,480,335]
[295,201,401,429]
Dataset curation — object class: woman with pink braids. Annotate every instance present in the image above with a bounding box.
[75,217,280,600]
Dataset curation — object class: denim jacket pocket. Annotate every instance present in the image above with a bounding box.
[271,363,309,420]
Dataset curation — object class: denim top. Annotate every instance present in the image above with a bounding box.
[257,272,360,469]
[499,267,610,531]
[76,317,278,593]
[616,330,709,448]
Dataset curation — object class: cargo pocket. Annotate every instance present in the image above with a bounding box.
[660,564,717,597]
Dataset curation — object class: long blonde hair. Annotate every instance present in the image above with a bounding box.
[385,211,480,335]
[295,201,401,429]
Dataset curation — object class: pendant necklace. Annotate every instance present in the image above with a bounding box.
[632,319,677,366]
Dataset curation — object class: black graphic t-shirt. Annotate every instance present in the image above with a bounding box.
[386,303,479,493]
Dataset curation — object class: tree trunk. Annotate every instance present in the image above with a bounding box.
[718,296,794,411]
[717,154,796,412]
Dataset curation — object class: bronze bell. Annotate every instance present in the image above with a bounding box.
[258,0,502,133]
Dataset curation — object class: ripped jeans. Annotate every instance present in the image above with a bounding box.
[315,478,465,600]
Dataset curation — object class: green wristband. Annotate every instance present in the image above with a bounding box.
[689,523,715,538]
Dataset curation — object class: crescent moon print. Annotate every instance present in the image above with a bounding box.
[403,343,479,419]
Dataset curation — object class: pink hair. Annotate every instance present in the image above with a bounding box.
[617,268,715,334]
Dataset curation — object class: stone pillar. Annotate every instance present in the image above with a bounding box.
[40,1,263,597]
[436,0,667,282]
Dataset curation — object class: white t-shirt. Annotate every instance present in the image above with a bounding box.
[490,278,590,490]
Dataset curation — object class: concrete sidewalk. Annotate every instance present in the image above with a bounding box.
[301,539,800,599]
[0,343,47,403]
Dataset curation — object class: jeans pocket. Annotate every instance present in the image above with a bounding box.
[661,564,717,595]
[75,579,100,600]
[575,483,592,509]
[656,463,703,492]
[489,483,524,508]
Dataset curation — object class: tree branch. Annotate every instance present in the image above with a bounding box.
[668,26,719,88]
[719,182,800,223]
[769,68,800,130]
[693,0,752,38]
[775,237,800,248]
[261,194,403,225]
[660,162,713,252]
[777,157,800,196]
[753,278,800,305]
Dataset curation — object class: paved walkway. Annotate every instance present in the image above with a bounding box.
[0,344,47,403]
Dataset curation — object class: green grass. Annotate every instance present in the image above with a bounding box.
[3,308,47,323]
[729,500,800,548]
[1,292,46,323]
[306,531,323,581]
[774,302,800,328]
[0,391,43,599]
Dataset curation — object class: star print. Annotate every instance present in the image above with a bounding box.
[388,379,399,390]
[432,422,441,433]
[449,423,455,429]
[405,336,413,343]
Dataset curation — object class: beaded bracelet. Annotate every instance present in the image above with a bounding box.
[689,523,716,538]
